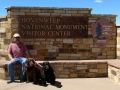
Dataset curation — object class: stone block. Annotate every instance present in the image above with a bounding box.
[88,65,97,69]
[37,50,48,56]
[71,54,81,57]
[89,69,98,72]
[48,52,58,56]
[106,45,116,48]
[98,69,107,73]
[83,38,93,44]
[88,20,96,23]
[44,57,56,60]
[55,67,63,71]
[85,73,97,78]
[26,12,37,15]
[30,50,37,55]
[61,14,71,16]
[63,43,72,48]
[20,9,30,12]
[68,56,80,60]
[110,47,116,51]
[61,71,69,74]
[64,64,74,67]
[0,33,6,38]
[70,74,77,78]
[56,39,62,41]
[6,28,11,33]
[26,45,33,50]
[56,57,68,60]
[97,64,107,69]
[72,14,84,16]
[70,49,77,54]
[107,56,116,59]
[107,51,116,55]
[53,46,59,49]
[79,44,90,49]
[77,66,87,70]
[11,24,18,28]
[3,39,11,44]
[73,39,82,43]
[48,49,57,52]
[54,10,65,13]
[53,41,62,46]
[59,48,70,53]
[0,27,6,33]
[66,11,77,13]
[59,54,70,57]
[38,13,50,16]
[107,40,116,45]
[1,45,9,49]
[63,39,73,43]
[92,48,100,52]
[41,41,49,44]
[11,12,25,15]
[46,45,53,49]
[72,44,79,49]
[30,9,41,12]
[97,56,106,59]
[34,45,46,50]
[42,9,54,13]
[82,52,89,57]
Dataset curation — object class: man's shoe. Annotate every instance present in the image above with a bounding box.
[20,78,24,83]
[7,80,14,84]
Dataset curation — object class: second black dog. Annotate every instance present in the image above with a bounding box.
[42,61,56,85]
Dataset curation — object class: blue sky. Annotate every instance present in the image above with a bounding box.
[0,0,119,24]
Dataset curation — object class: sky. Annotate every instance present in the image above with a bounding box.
[0,0,119,24]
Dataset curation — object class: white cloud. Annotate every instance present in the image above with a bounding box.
[94,0,103,3]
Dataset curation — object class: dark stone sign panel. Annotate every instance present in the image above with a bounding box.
[18,16,88,38]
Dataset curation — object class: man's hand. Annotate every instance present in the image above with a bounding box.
[11,59,16,64]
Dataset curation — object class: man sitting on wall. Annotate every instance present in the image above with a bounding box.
[6,33,32,84]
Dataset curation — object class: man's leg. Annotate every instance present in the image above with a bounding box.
[7,60,15,83]
[20,58,27,82]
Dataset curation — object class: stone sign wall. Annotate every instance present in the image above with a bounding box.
[116,24,120,59]
[0,6,117,60]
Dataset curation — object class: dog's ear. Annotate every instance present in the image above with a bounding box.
[43,62,45,65]
[46,61,50,65]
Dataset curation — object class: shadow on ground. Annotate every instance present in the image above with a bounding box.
[52,81,63,88]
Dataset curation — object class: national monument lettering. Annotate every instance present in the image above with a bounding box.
[18,16,88,38]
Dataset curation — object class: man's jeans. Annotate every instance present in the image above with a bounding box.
[8,57,27,81]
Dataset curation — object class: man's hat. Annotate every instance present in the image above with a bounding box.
[13,33,21,38]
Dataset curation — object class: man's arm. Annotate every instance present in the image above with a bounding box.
[7,53,15,63]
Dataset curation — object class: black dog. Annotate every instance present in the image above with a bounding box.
[25,58,42,84]
[42,61,56,85]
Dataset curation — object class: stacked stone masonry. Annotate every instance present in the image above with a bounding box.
[117,24,120,59]
[108,65,120,84]
[0,61,108,79]
[108,60,120,84]
[0,6,118,60]
[0,60,120,84]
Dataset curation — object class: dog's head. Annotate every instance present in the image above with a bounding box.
[42,61,50,71]
[25,58,35,68]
